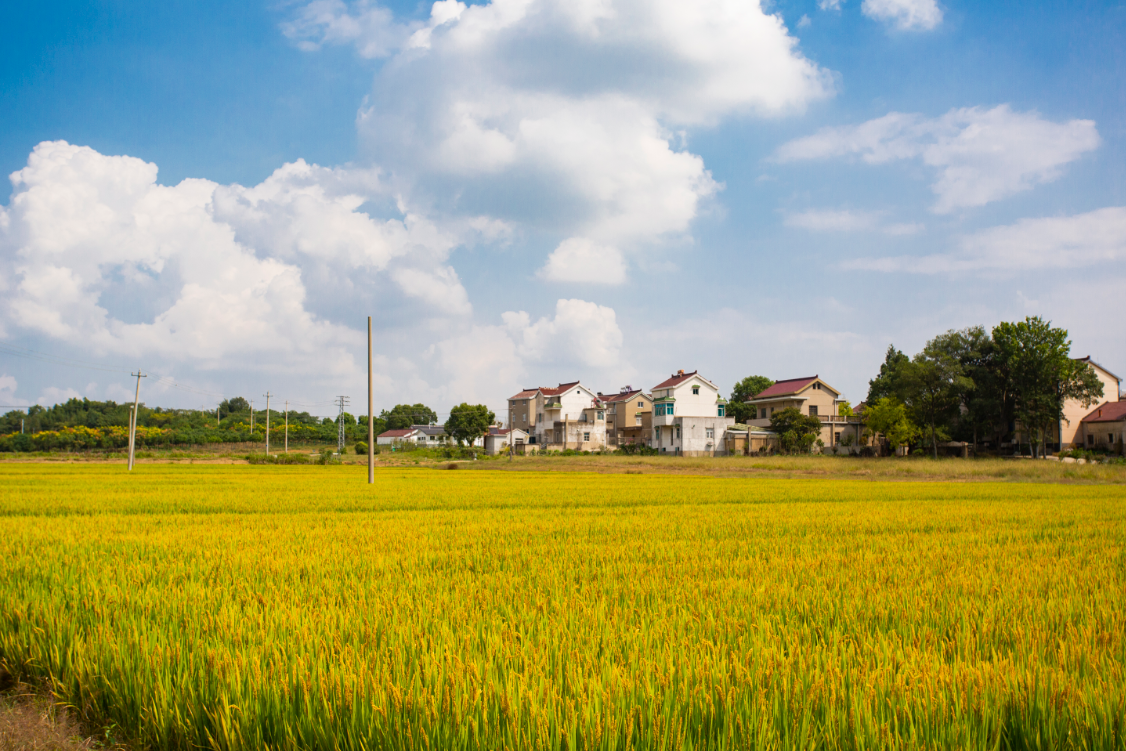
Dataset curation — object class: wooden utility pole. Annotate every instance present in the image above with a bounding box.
[127,371,147,471]
[263,392,272,455]
[368,316,374,484]
[250,399,255,434]
[285,400,289,454]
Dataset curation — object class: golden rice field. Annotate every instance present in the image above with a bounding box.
[0,464,1124,750]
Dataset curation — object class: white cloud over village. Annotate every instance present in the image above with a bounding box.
[775,105,1100,213]
[860,0,943,31]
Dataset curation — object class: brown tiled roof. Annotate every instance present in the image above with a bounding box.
[653,370,700,390]
[542,381,581,396]
[508,388,540,400]
[378,428,419,438]
[1082,401,1126,423]
[750,377,817,400]
[600,389,646,403]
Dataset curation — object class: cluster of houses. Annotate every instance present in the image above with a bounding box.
[376,358,1125,457]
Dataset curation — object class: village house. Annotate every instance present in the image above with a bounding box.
[1078,401,1126,454]
[744,376,864,449]
[650,370,733,456]
[598,387,652,448]
[507,381,607,451]
[1045,358,1122,450]
[376,427,423,446]
[484,426,529,455]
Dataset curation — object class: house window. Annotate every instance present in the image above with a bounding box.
[597,411,604,420]
[834,432,841,444]
[1108,434,1115,444]
[1087,434,1094,445]
[692,386,700,395]
[706,427,714,439]
[522,413,527,422]
[676,426,681,439]
[583,432,590,442]
[717,405,725,417]
[760,408,766,419]
[635,415,642,426]
[809,406,818,417]
[638,400,643,407]
[770,407,775,416]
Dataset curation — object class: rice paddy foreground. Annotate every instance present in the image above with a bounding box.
[1,465,1123,750]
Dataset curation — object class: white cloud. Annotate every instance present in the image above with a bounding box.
[784,209,922,235]
[538,237,627,284]
[281,0,412,57]
[775,105,1099,213]
[797,14,812,27]
[0,141,473,376]
[38,386,82,406]
[502,298,623,368]
[844,207,1126,274]
[818,0,843,11]
[861,0,942,31]
[293,0,831,270]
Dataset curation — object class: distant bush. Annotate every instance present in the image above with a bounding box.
[617,443,658,456]
[355,442,368,455]
[246,453,310,465]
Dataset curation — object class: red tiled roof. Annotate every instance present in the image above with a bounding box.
[652,370,700,390]
[1082,401,1126,423]
[750,377,816,400]
[600,389,646,403]
[542,381,581,396]
[378,428,419,438]
[508,388,540,400]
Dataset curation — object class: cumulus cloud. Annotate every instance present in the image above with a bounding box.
[774,105,1100,213]
[502,298,623,369]
[291,0,831,271]
[784,208,923,235]
[0,141,472,375]
[861,0,942,31]
[0,374,17,405]
[843,207,1126,274]
[538,238,627,284]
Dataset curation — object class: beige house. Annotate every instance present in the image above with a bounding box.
[1047,358,1122,449]
[650,370,734,456]
[1078,401,1126,454]
[745,376,863,449]
[598,387,652,448]
[507,381,607,451]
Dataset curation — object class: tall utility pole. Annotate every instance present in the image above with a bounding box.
[368,316,374,484]
[217,402,221,428]
[335,396,350,454]
[263,392,272,455]
[285,400,289,454]
[250,399,255,434]
[127,371,147,471]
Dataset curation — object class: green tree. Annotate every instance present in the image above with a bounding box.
[444,404,495,447]
[728,375,774,423]
[219,397,249,418]
[992,316,1103,457]
[336,412,356,427]
[901,344,973,459]
[925,326,1000,449]
[863,397,919,455]
[768,407,822,454]
[381,403,438,430]
[837,400,853,418]
[867,345,910,405]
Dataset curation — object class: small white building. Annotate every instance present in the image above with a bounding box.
[508,381,607,451]
[484,427,529,455]
[650,370,734,456]
[376,428,423,446]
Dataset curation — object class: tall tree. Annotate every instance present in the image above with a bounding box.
[925,326,1000,449]
[867,345,910,405]
[219,397,249,417]
[768,407,823,454]
[991,317,1103,457]
[901,346,971,459]
[863,397,920,455]
[445,404,495,447]
[728,375,774,423]
[381,403,438,430]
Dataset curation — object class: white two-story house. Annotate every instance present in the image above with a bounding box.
[650,370,733,456]
[507,381,607,451]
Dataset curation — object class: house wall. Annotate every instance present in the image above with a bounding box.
[607,393,652,446]
[1079,420,1126,454]
[662,377,722,418]
[508,396,538,433]
[1058,365,1120,446]
[654,416,735,456]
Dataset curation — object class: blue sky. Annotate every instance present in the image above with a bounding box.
[1,0,1124,417]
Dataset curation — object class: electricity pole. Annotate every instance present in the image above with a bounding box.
[336,396,350,454]
[217,402,221,428]
[250,399,255,434]
[127,371,147,471]
[368,317,374,483]
[263,392,272,455]
[285,400,289,454]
